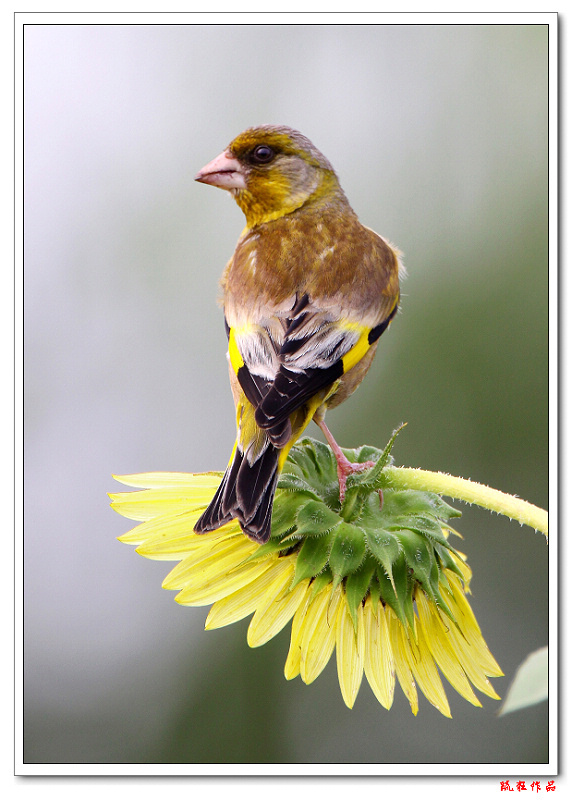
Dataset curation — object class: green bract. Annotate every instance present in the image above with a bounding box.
[254,431,463,633]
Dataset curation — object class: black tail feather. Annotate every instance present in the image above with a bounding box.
[194,443,280,543]
[193,473,233,532]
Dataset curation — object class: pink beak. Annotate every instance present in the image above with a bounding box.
[195,150,247,190]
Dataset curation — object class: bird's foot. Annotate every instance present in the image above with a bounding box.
[334,452,376,503]
[315,416,380,503]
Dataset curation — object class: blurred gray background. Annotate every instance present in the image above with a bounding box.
[24,23,549,765]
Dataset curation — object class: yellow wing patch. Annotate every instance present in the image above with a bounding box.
[228,327,246,374]
[340,324,371,374]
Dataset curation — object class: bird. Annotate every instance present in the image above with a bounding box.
[193,125,402,543]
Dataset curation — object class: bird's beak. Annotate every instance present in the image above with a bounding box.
[195,150,247,190]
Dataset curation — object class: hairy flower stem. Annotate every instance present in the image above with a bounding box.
[385,466,548,536]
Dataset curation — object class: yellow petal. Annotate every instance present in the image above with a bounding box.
[206,559,291,631]
[110,487,217,522]
[174,556,273,606]
[336,596,364,709]
[442,610,502,699]
[386,607,418,715]
[300,584,342,684]
[162,536,256,591]
[284,583,313,680]
[408,621,451,718]
[363,596,395,710]
[448,554,472,587]
[415,588,481,707]
[447,576,503,677]
[136,523,241,560]
[247,560,307,647]
[118,512,193,547]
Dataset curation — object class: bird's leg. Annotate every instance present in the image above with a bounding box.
[315,418,375,503]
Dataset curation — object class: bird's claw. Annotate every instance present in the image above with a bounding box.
[336,456,376,503]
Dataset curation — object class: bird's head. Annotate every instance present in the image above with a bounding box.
[195,125,347,228]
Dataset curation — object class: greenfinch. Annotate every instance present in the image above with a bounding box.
[194,125,402,543]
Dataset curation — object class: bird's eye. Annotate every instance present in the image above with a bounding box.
[250,145,275,164]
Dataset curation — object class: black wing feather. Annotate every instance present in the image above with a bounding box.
[255,360,344,430]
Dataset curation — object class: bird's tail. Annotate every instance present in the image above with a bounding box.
[194,442,280,544]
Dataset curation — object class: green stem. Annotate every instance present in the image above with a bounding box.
[385,466,548,536]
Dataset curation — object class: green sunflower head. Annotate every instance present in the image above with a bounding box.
[257,430,463,634]
[112,428,503,715]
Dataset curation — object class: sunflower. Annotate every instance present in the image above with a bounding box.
[112,435,502,715]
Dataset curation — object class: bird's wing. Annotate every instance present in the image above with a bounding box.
[226,292,398,436]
